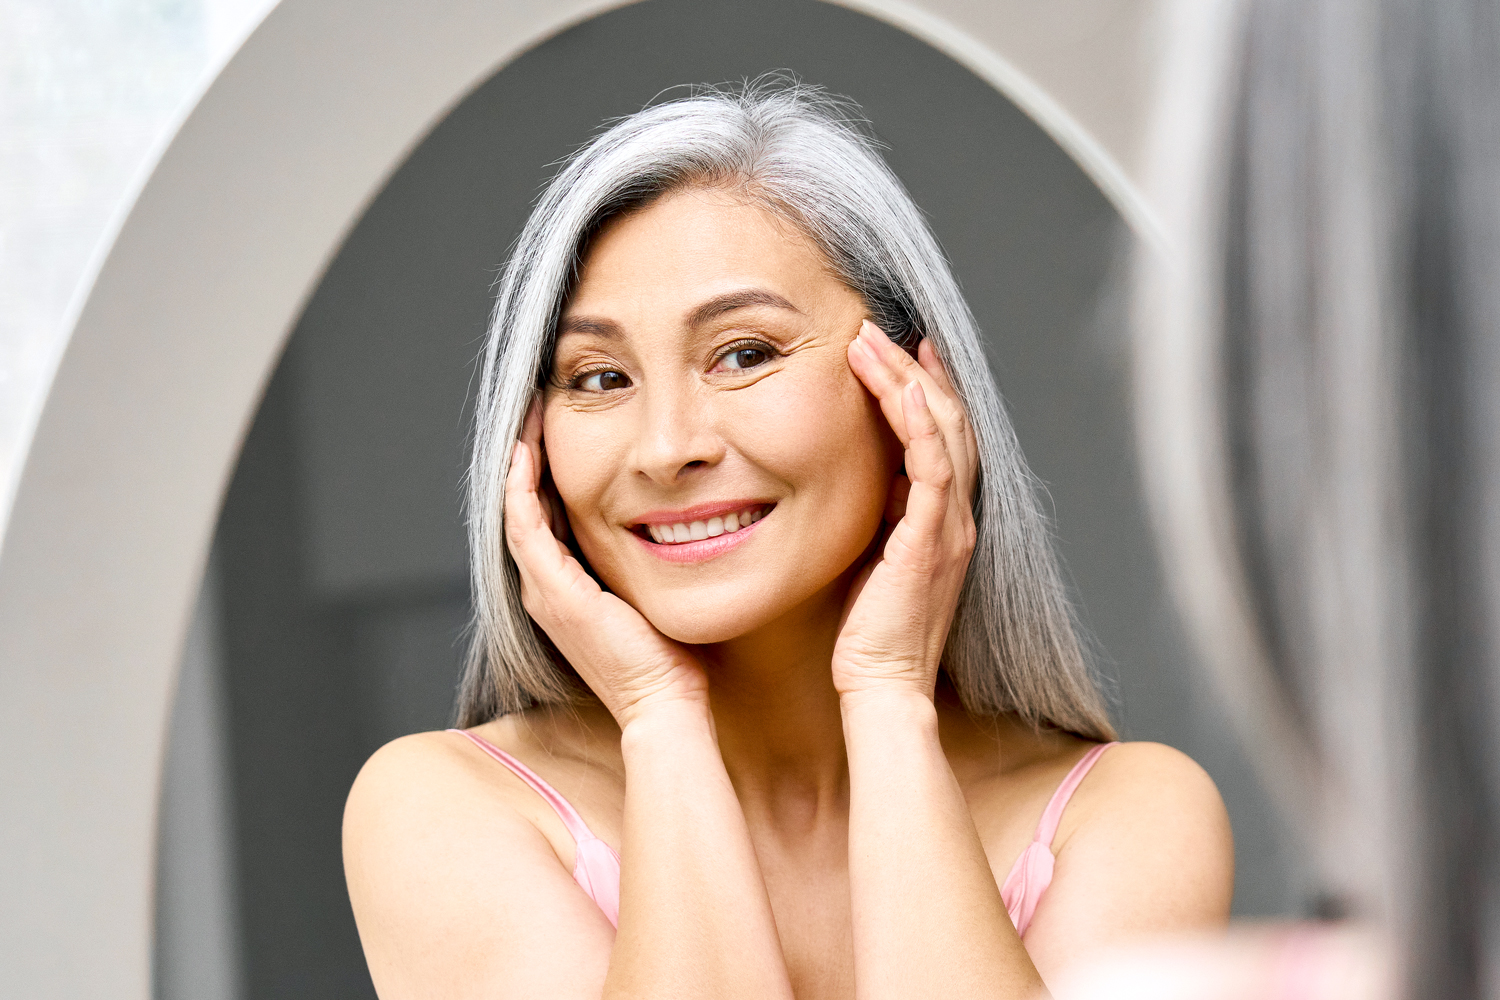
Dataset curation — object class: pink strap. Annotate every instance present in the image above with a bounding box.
[999,742,1118,937]
[451,728,622,927]
[450,729,597,842]
[1033,741,1117,848]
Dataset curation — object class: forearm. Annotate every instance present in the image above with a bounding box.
[843,689,1046,1000]
[604,699,794,1000]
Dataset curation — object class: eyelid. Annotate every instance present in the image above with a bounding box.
[712,337,779,369]
[568,362,628,391]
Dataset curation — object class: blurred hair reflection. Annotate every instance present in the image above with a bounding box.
[1127,0,1500,996]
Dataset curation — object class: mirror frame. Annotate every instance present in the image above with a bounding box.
[0,1,1165,995]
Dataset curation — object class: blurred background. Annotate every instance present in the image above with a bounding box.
[2,2,1302,998]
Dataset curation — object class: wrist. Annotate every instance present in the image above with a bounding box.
[839,685,939,733]
[617,693,715,750]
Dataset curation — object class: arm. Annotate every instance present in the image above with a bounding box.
[840,323,1045,999]
[844,688,1044,998]
[344,402,794,1000]
[839,325,1233,999]
[608,699,793,998]
[507,401,793,997]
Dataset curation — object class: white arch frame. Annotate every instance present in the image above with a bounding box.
[0,1,1165,995]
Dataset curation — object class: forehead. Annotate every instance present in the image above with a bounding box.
[562,187,837,320]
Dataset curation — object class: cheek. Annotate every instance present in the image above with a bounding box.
[541,408,618,534]
[730,360,899,525]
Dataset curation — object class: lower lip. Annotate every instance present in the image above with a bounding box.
[635,513,768,564]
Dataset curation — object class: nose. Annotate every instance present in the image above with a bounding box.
[630,380,726,486]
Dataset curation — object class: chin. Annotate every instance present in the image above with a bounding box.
[640,602,764,646]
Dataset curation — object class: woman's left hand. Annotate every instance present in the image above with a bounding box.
[835,320,980,700]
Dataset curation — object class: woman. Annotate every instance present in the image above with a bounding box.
[343,81,1233,999]
[1049,0,1500,996]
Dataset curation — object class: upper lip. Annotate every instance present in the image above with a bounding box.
[631,499,774,527]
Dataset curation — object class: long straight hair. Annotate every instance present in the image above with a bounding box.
[1137,1,1500,995]
[460,79,1114,742]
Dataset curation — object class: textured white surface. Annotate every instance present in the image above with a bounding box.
[0,0,275,542]
[0,2,1167,996]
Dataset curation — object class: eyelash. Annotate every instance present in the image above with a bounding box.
[568,365,628,392]
[713,339,778,372]
[564,339,779,392]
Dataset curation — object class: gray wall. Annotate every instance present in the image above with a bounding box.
[155,1,1301,996]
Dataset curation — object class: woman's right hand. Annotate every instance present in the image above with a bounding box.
[505,398,709,730]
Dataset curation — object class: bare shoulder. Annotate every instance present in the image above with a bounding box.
[1063,740,1230,843]
[343,729,615,998]
[344,729,508,837]
[342,729,562,920]
[1024,740,1234,971]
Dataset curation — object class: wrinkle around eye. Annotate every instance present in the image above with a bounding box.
[704,358,785,390]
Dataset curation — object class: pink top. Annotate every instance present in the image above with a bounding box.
[998,741,1118,936]
[451,728,622,927]
[453,728,1117,938]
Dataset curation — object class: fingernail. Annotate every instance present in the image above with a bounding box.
[864,319,888,342]
[909,381,928,409]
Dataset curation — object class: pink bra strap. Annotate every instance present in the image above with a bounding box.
[1032,742,1119,847]
[450,729,597,845]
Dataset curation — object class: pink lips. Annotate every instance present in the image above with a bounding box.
[632,500,773,564]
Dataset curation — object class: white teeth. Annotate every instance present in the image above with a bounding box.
[646,506,768,543]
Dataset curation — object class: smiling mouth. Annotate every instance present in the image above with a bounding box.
[635,503,774,545]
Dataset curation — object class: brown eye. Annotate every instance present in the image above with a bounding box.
[721,346,771,370]
[578,369,630,391]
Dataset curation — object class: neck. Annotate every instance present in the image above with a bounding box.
[696,576,852,834]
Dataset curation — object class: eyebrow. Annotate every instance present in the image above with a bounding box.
[687,288,801,328]
[556,287,800,340]
[555,316,622,338]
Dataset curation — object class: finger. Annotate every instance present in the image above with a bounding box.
[519,395,543,463]
[884,472,911,524]
[896,380,954,547]
[915,338,956,397]
[916,339,979,496]
[512,395,574,543]
[851,323,974,500]
[539,469,572,543]
[505,439,586,593]
[846,321,912,443]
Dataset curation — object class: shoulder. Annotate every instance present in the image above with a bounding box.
[1061,741,1231,854]
[343,729,550,881]
[346,729,480,813]
[343,729,616,996]
[1019,741,1234,974]
[1048,741,1234,927]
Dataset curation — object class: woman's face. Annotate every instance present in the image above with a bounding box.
[542,186,903,645]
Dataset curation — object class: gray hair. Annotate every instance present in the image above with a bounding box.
[1137,0,1500,995]
[460,79,1114,742]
